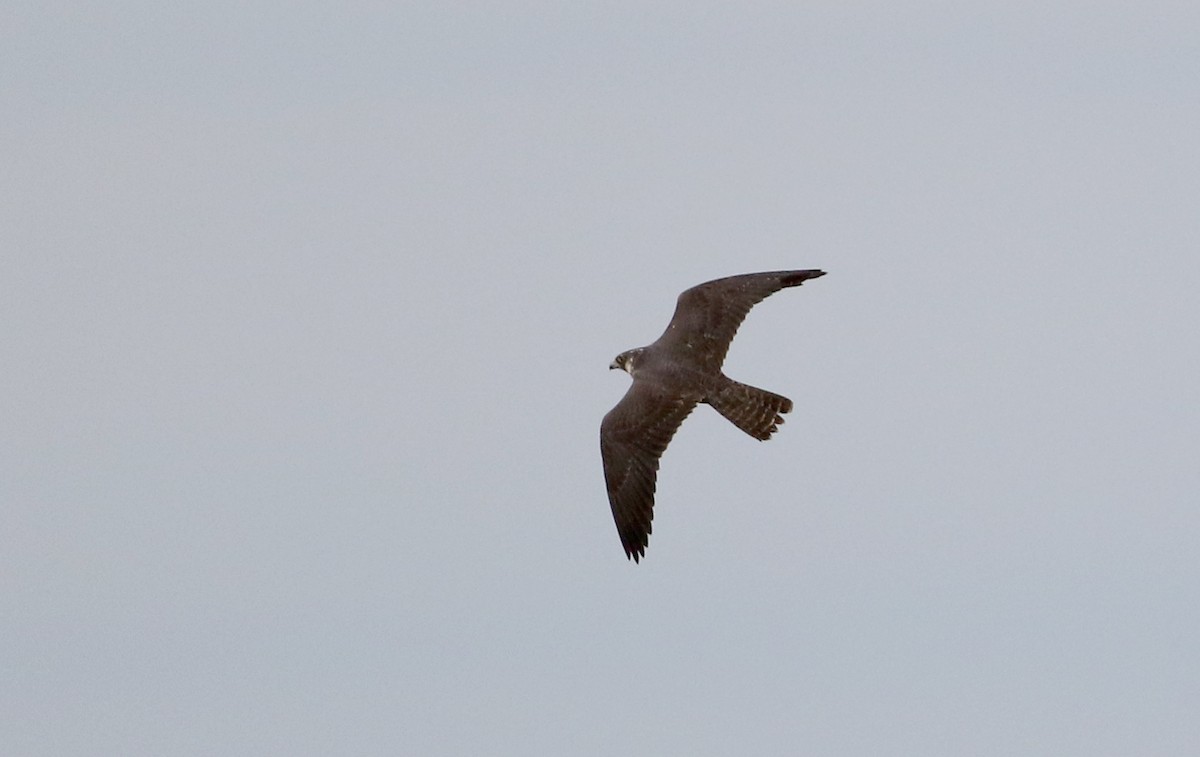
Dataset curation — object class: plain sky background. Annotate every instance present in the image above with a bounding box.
[3,2,1199,755]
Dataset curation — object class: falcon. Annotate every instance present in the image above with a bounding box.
[601,269,825,561]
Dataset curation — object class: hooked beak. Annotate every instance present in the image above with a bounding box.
[609,360,620,370]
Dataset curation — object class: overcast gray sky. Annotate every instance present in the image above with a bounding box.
[4,2,1199,755]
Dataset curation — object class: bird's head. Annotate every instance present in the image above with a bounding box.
[609,348,641,375]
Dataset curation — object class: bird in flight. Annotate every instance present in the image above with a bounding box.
[601,269,826,562]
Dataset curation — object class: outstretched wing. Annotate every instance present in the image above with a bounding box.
[653,269,825,372]
[600,380,698,562]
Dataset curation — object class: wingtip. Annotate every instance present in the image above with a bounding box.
[781,269,826,287]
[623,540,646,563]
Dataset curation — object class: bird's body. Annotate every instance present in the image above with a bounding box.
[600,269,825,561]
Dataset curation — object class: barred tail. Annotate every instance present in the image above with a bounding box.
[707,379,793,441]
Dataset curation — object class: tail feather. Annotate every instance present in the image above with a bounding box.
[708,380,793,440]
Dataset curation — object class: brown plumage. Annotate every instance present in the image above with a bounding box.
[600,270,825,562]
